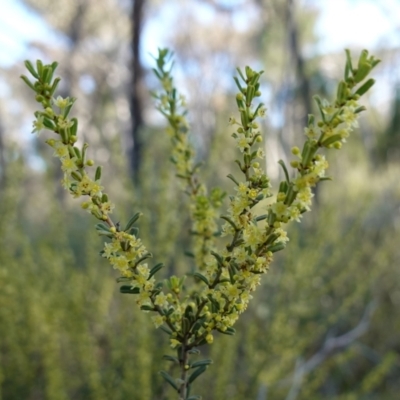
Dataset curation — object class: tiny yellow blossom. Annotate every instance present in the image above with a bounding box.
[61,157,78,173]
[206,334,214,344]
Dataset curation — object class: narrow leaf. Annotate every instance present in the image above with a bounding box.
[24,60,39,78]
[190,359,213,368]
[95,166,102,181]
[226,174,239,186]
[193,272,209,286]
[159,371,179,392]
[124,212,142,231]
[355,78,375,96]
[149,263,164,280]
[188,366,207,384]
[278,159,290,184]
[120,286,140,294]
[162,355,179,363]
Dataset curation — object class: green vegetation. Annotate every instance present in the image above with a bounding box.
[4,47,396,400]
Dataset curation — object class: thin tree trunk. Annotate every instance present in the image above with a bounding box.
[286,0,312,127]
[0,115,5,189]
[129,0,145,180]
[286,0,320,204]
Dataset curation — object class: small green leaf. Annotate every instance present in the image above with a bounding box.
[265,233,279,246]
[69,117,78,136]
[267,243,286,253]
[336,80,347,103]
[133,253,152,268]
[42,66,52,84]
[233,76,244,92]
[73,146,81,160]
[63,98,76,118]
[116,277,132,283]
[124,212,141,231]
[355,78,375,96]
[95,223,110,232]
[217,327,236,335]
[49,77,61,96]
[278,160,290,184]
[162,355,179,363]
[193,272,209,286]
[354,62,372,83]
[226,174,239,186]
[321,134,342,147]
[313,95,326,123]
[344,49,354,74]
[190,359,213,368]
[127,226,139,237]
[24,60,39,78]
[159,371,179,392]
[357,49,369,70]
[236,67,246,82]
[120,286,140,294]
[149,263,164,280]
[36,60,43,77]
[50,61,59,73]
[140,305,155,311]
[188,366,207,384]
[20,75,36,91]
[159,326,173,335]
[210,251,224,266]
[95,166,102,181]
[220,215,238,231]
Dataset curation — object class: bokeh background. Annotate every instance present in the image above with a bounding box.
[0,0,399,399]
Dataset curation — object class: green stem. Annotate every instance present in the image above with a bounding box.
[179,340,189,399]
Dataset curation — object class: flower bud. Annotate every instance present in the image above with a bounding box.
[333,142,342,149]
[291,146,300,155]
[290,160,299,168]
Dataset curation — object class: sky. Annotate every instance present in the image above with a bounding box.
[0,0,399,69]
[0,0,398,171]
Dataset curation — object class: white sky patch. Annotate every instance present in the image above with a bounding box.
[313,0,400,52]
[1,0,399,67]
[0,0,58,66]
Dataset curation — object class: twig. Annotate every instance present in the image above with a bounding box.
[285,300,377,400]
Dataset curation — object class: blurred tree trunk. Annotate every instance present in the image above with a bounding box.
[129,0,145,181]
[286,0,319,205]
[0,116,5,189]
[286,0,312,127]
[54,0,88,204]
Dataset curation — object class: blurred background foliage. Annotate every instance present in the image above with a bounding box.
[0,0,399,399]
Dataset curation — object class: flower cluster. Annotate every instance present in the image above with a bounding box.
[21,60,168,322]
[152,49,224,270]
[23,49,380,398]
